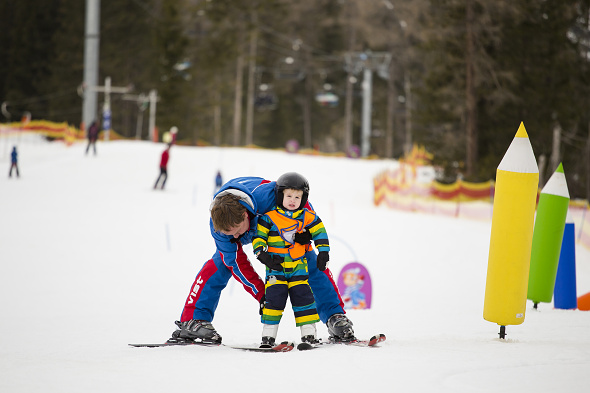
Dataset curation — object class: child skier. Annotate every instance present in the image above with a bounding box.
[9,146,19,178]
[253,172,330,348]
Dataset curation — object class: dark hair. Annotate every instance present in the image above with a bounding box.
[210,194,247,232]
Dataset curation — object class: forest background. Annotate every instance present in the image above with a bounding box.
[2,0,590,199]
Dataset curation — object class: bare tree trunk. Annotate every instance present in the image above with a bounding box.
[344,1,357,153]
[385,58,395,158]
[465,0,477,178]
[232,52,244,146]
[302,49,313,149]
[403,75,412,155]
[245,13,258,146]
[213,75,221,146]
[538,154,547,188]
[549,121,562,175]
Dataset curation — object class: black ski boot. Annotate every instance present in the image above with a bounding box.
[301,335,320,345]
[260,336,276,349]
[174,320,222,344]
[297,334,320,350]
[327,313,356,342]
[166,328,196,345]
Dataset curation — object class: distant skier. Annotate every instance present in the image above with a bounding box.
[154,144,171,190]
[85,120,99,155]
[8,146,19,178]
[214,171,223,193]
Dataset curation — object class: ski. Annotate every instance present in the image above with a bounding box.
[297,342,322,351]
[129,340,294,352]
[295,333,386,351]
[328,333,386,347]
[128,339,221,348]
[231,341,294,353]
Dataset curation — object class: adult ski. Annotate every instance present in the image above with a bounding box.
[128,339,220,348]
[128,340,294,352]
[296,333,386,350]
[328,333,386,347]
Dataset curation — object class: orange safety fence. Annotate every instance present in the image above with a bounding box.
[0,120,125,144]
[374,166,590,250]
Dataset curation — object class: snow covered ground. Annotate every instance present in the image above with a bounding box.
[1,135,589,393]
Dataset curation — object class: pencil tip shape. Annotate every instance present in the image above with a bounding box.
[556,162,564,173]
[515,122,528,138]
[541,163,569,198]
[498,123,538,173]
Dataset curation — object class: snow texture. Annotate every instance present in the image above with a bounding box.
[1,136,589,392]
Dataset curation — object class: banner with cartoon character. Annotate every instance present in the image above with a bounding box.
[337,262,372,309]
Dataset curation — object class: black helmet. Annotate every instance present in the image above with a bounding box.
[275,172,309,210]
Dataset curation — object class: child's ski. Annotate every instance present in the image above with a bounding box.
[231,341,294,352]
[296,341,321,351]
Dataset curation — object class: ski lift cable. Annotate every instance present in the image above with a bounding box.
[257,42,344,72]
[256,24,349,65]
[5,89,79,106]
[130,0,161,20]
[258,23,341,59]
[258,42,303,58]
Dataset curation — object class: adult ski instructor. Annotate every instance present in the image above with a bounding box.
[168,174,355,344]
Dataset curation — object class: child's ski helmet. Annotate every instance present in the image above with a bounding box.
[275,172,309,209]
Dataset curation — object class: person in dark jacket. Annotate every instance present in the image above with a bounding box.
[85,120,99,155]
[9,146,19,178]
[154,144,171,189]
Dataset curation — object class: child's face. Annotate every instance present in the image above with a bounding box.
[283,189,304,210]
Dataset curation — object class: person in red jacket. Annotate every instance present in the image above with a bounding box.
[154,144,171,189]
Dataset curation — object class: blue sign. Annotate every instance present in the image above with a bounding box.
[102,108,111,130]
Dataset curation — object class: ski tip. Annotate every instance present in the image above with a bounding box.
[368,333,387,346]
[296,343,317,351]
[273,341,295,352]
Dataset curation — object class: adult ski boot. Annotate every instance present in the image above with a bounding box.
[173,320,222,344]
[327,313,356,342]
[165,328,195,345]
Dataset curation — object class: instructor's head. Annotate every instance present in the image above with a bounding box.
[210,194,250,237]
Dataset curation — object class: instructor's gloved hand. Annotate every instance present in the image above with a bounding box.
[257,251,283,272]
[316,251,329,272]
[294,230,312,245]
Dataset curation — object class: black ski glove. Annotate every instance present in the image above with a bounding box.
[259,294,266,316]
[293,230,312,245]
[257,251,283,271]
[316,251,329,271]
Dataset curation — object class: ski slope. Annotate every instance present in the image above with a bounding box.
[1,136,589,392]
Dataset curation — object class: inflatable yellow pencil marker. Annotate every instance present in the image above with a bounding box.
[527,163,570,308]
[483,122,539,339]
